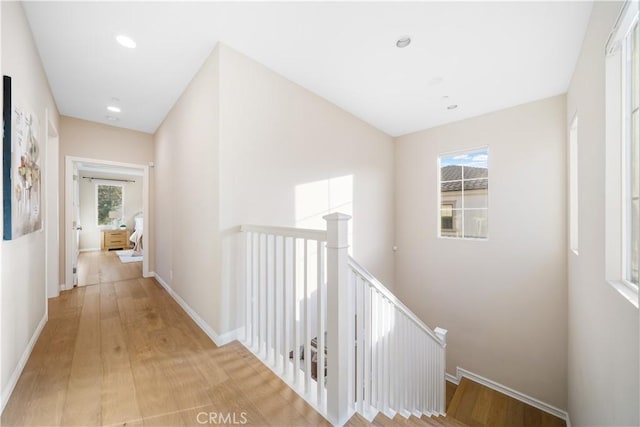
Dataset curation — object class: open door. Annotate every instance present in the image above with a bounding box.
[71,163,80,287]
[66,156,151,287]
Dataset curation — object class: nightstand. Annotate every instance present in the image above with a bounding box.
[101,229,130,251]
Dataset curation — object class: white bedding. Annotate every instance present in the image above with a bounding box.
[129,217,143,254]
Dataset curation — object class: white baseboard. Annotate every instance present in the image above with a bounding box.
[79,248,100,253]
[445,373,459,385]
[150,272,241,347]
[449,367,569,423]
[1,313,47,414]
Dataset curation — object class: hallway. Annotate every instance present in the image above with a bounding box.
[77,250,142,287]
[1,276,329,426]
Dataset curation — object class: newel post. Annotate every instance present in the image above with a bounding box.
[434,327,448,414]
[324,213,352,426]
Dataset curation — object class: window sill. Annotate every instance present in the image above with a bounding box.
[606,280,639,309]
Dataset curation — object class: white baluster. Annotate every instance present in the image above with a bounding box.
[382,298,389,416]
[252,233,259,349]
[364,283,372,414]
[245,231,252,344]
[266,235,273,363]
[355,274,364,413]
[304,239,311,394]
[317,240,325,407]
[282,236,288,376]
[274,235,282,371]
[377,292,384,410]
[293,238,300,385]
[258,233,265,355]
[348,270,355,410]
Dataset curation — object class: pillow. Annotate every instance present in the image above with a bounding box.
[134,217,143,232]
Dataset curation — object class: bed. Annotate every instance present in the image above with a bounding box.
[129,213,143,256]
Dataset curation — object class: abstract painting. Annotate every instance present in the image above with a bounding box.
[3,75,42,240]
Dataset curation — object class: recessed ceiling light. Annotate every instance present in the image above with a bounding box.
[429,77,444,86]
[396,36,411,48]
[447,104,458,110]
[116,34,136,49]
[107,106,121,113]
[106,115,119,121]
[441,95,450,100]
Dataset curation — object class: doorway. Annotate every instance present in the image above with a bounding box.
[64,156,150,290]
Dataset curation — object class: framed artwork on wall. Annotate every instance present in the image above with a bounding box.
[3,75,43,240]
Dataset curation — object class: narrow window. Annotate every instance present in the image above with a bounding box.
[625,19,639,287]
[604,0,639,305]
[96,184,123,226]
[439,148,488,239]
[569,115,579,254]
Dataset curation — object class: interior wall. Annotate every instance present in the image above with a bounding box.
[153,47,221,332]
[566,2,639,425]
[223,44,393,269]
[58,116,154,280]
[153,43,395,337]
[1,1,59,410]
[78,172,143,251]
[216,44,395,333]
[394,95,568,409]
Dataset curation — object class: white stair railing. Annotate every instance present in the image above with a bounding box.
[348,256,447,421]
[240,223,328,413]
[239,214,447,426]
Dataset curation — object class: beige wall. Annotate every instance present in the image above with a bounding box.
[58,116,154,281]
[154,47,221,332]
[566,2,639,425]
[1,1,59,408]
[154,44,395,337]
[218,44,395,287]
[394,95,568,409]
[216,44,394,334]
[78,172,143,251]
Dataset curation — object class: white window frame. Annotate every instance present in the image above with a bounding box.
[95,182,125,227]
[605,0,639,308]
[569,114,579,255]
[437,146,489,240]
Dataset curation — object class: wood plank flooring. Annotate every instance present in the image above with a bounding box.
[77,251,141,287]
[4,252,567,427]
[347,378,566,427]
[1,267,330,426]
[446,377,566,427]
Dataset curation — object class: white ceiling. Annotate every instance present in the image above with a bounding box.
[23,1,593,137]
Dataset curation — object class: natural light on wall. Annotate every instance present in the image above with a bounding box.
[295,175,353,254]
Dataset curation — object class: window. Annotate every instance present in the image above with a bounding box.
[96,184,123,226]
[441,203,454,230]
[605,0,639,306]
[569,115,579,254]
[438,148,488,239]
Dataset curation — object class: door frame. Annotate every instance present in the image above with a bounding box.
[45,109,59,299]
[64,155,151,289]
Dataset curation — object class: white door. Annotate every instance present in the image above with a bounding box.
[45,112,59,298]
[71,163,80,286]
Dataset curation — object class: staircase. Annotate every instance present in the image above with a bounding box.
[239,214,448,426]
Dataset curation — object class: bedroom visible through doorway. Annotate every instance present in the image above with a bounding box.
[65,156,150,290]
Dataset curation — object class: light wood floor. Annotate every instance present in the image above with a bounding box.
[77,250,142,287]
[347,378,566,427]
[1,276,330,426]
[445,377,565,427]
